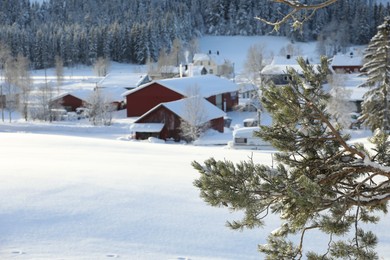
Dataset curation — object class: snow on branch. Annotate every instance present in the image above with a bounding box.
[256,0,339,31]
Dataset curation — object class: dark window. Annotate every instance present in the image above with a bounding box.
[235,137,247,144]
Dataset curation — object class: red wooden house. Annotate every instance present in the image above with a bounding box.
[123,75,239,117]
[50,89,91,112]
[130,97,226,141]
[330,52,363,73]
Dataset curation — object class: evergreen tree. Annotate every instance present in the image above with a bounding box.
[360,16,390,131]
[193,57,390,259]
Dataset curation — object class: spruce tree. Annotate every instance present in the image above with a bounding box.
[360,16,390,132]
[193,57,390,259]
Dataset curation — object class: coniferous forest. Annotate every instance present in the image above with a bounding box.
[0,0,389,69]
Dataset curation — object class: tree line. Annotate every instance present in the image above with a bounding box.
[0,0,389,68]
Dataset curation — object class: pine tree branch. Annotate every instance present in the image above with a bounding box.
[297,225,320,259]
[299,88,366,160]
[255,0,339,31]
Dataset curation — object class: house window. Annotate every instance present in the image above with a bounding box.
[235,138,247,144]
[209,69,214,74]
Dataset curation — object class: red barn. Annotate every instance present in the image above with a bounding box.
[50,90,91,112]
[130,97,226,141]
[123,75,238,117]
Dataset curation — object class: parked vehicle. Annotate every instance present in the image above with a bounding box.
[229,126,271,149]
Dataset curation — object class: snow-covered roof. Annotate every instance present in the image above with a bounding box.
[52,87,126,103]
[162,97,226,125]
[52,89,93,101]
[97,72,150,89]
[261,55,310,75]
[122,75,238,98]
[330,53,363,67]
[99,87,127,101]
[233,126,260,137]
[129,123,164,133]
[137,97,226,126]
[193,52,228,65]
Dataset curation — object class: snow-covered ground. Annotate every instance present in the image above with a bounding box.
[1,35,390,259]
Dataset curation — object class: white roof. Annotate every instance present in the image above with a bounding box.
[98,72,150,89]
[193,53,227,65]
[99,87,127,101]
[52,89,93,102]
[233,126,261,137]
[162,97,226,125]
[122,75,238,98]
[330,53,363,67]
[129,123,165,133]
[261,55,310,75]
[137,97,226,126]
[53,87,126,103]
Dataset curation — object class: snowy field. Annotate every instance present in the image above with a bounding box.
[1,35,390,259]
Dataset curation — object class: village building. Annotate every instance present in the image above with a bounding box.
[130,97,226,141]
[97,72,151,90]
[330,52,363,74]
[192,51,234,77]
[50,89,92,112]
[122,74,239,117]
[260,55,311,85]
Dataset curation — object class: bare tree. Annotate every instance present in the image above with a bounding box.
[4,57,19,122]
[32,81,54,122]
[0,43,11,122]
[55,55,64,93]
[244,43,267,83]
[93,57,110,77]
[186,38,200,63]
[87,88,115,126]
[180,86,210,142]
[327,74,354,128]
[15,53,32,121]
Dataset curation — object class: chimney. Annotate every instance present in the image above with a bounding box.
[208,50,211,54]
[286,54,291,59]
[217,50,219,55]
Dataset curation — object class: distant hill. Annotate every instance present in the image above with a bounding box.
[1,0,389,69]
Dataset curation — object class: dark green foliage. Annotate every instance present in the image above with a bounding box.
[360,17,390,131]
[193,57,390,259]
[0,0,389,68]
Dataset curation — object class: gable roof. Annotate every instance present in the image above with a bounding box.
[99,87,127,102]
[193,53,228,66]
[261,55,310,75]
[330,53,363,67]
[97,72,151,90]
[136,97,226,126]
[51,89,92,102]
[122,75,238,98]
